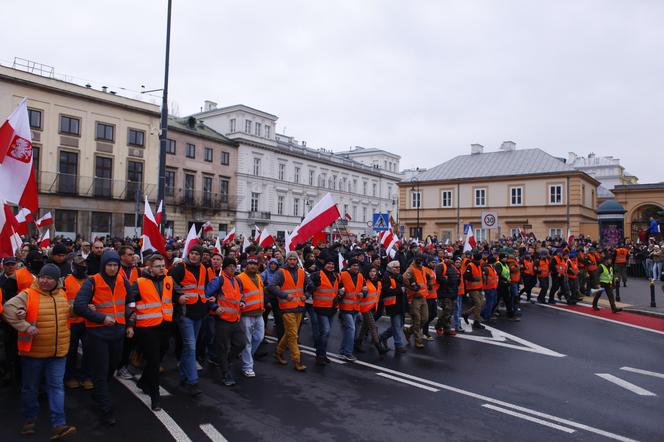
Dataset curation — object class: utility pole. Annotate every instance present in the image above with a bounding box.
[157,0,173,235]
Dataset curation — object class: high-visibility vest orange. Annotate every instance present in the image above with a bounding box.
[207,266,218,282]
[120,266,139,284]
[483,265,498,290]
[382,276,398,306]
[64,274,86,325]
[237,272,264,314]
[457,277,465,296]
[522,259,535,276]
[277,267,305,311]
[16,267,35,292]
[213,275,242,323]
[577,252,586,269]
[339,271,365,312]
[567,258,579,279]
[538,258,550,278]
[180,265,207,304]
[615,248,628,265]
[135,276,173,327]
[86,274,126,328]
[553,256,566,276]
[17,288,41,353]
[312,270,339,309]
[407,266,428,301]
[508,259,521,283]
[424,267,437,299]
[359,279,381,313]
[465,263,484,291]
[586,253,598,272]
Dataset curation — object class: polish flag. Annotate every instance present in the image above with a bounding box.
[35,211,53,228]
[338,252,346,271]
[0,204,17,257]
[141,197,167,256]
[463,225,476,253]
[344,212,352,221]
[0,99,38,212]
[285,228,297,252]
[288,193,340,250]
[182,224,200,258]
[14,207,32,235]
[222,227,236,247]
[213,236,222,254]
[38,229,51,249]
[257,226,275,248]
[200,221,214,236]
[155,200,163,225]
[567,228,574,243]
[242,234,251,253]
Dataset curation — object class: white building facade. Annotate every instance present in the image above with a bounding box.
[567,152,638,198]
[193,104,402,239]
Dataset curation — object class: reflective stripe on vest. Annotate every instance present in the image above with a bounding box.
[382,276,398,306]
[238,272,264,314]
[17,288,40,353]
[277,268,305,310]
[339,271,365,311]
[483,265,498,290]
[599,264,614,284]
[181,265,207,304]
[538,259,550,278]
[135,276,173,327]
[466,263,483,291]
[215,275,242,322]
[424,267,437,299]
[86,274,127,328]
[64,274,86,325]
[359,279,381,312]
[313,271,339,309]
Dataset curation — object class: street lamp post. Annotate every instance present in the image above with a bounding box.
[411,178,420,240]
[157,0,173,235]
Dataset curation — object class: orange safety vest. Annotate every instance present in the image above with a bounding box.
[457,277,465,296]
[382,276,398,306]
[586,253,598,272]
[553,256,566,276]
[237,272,264,314]
[339,271,365,312]
[424,267,437,299]
[63,274,86,325]
[17,288,41,353]
[538,258,550,278]
[407,266,429,301]
[180,265,207,304]
[120,266,139,284]
[465,263,484,291]
[16,267,35,292]
[213,274,242,322]
[483,265,498,290]
[614,248,628,265]
[577,252,586,269]
[522,259,535,276]
[86,274,126,328]
[359,279,381,313]
[508,259,521,283]
[277,267,305,311]
[135,276,173,327]
[567,258,579,279]
[312,270,339,309]
[207,266,218,282]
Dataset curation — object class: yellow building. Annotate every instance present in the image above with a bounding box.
[398,142,600,242]
[612,183,664,241]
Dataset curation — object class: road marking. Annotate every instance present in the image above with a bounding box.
[482,403,576,433]
[595,373,657,396]
[537,303,664,336]
[376,372,440,392]
[620,366,664,380]
[264,336,346,364]
[116,377,192,442]
[299,348,346,364]
[200,423,229,441]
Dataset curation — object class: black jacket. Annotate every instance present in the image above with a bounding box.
[169,261,209,320]
[381,272,405,316]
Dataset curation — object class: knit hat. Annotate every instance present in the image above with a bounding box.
[52,243,67,256]
[189,245,204,256]
[39,263,61,281]
[222,257,237,269]
[246,256,258,265]
[286,251,299,260]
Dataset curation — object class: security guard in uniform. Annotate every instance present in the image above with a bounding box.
[593,255,623,313]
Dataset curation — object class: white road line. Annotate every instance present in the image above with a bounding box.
[376,372,440,392]
[537,303,664,336]
[595,373,657,396]
[116,377,192,442]
[299,348,346,364]
[200,423,229,442]
[482,404,576,433]
[620,366,664,380]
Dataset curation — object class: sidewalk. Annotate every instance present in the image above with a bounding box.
[586,277,664,319]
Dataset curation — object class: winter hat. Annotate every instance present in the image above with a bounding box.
[222,257,237,269]
[39,263,61,281]
[52,243,67,256]
[246,256,259,265]
[189,245,204,255]
[286,251,299,260]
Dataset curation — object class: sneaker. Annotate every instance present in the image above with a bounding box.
[315,356,327,366]
[242,370,256,378]
[395,346,408,354]
[423,335,434,341]
[150,394,162,412]
[462,313,470,325]
[324,356,332,364]
[50,424,76,440]
[472,321,486,330]
[207,358,220,367]
[455,327,465,334]
[294,362,307,372]
[116,366,133,380]
[186,383,202,396]
[81,379,94,390]
[273,352,288,365]
[222,372,236,387]
[445,329,457,337]
[64,378,80,389]
[21,421,36,435]
[612,308,623,313]
[339,353,357,362]
[415,341,425,349]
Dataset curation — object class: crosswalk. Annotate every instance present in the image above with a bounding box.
[595,367,664,397]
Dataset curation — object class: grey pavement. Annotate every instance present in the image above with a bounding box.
[593,277,664,317]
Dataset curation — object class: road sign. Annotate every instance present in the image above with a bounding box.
[463,224,473,234]
[372,213,389,231]
[482,211,498,229]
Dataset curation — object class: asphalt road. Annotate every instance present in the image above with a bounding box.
[1,300,663,442]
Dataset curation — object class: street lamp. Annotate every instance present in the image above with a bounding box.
[157,0,173,235]
[411,178,420,240]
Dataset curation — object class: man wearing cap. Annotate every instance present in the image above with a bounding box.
[236,256,264,378]
[47,243,72,279]
[306,255,339,365]
[462,254,486,330]
[379,260,407,352]
[80,241,91,260]
[2,263,77,439]
[338,258,365,361]
[63,255,93,390]
[268,251,308,371]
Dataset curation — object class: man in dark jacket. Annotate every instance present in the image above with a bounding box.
[306,256,339,365]
[85,240,104,276]
[46,243,72,279]
[379,261,407,353]
[434,253,458,336]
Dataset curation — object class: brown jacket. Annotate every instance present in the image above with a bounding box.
[2,280,70,358]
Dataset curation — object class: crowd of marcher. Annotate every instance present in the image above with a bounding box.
[1,230,663,439]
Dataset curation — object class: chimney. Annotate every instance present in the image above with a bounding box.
[101,86,108,93]
[470,144,484,155]
[500,140,516,151]
[203,100,218,112]
[568,152,578,164]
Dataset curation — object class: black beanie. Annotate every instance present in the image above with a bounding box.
[52,243,67,256]
[39,263,61,281]
[222,257,237,269]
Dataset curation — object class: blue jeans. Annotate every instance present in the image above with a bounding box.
[204,315,217,363]
[339,311,357,356]
[481,289,497,321]
[454,296,463,329]
[510,283,521,315]
[22,356,66,427]
[305,304,320,350]
[239,316,265,372]
[178,316,203,385]
[314,312,334,357]
[380,314,405,348]
[65,321,90,381]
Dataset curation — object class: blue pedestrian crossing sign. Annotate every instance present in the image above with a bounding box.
[372,213,389,231]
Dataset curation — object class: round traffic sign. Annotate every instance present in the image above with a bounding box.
[483,213,496,228]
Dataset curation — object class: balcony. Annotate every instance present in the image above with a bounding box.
[248,211,271,222]
[38,171,156,201]
[164,188,237,212]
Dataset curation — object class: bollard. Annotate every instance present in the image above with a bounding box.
[615,278,621,302]
[650,279,657,308]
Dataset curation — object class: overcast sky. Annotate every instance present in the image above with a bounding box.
[2,0,662,182]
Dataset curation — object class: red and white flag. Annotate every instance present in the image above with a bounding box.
[182,224,200,258]
[257,226,275,248]
[14,207,32,235]
[141,197,167,256]
[463,225,476,252]
[338,252,346,271]
[242,234,251,253]
[38,229,50,249]
[35,211,53,228]
[344,212,352,221]
[288,193,340,250]
[0,99,38,212]
[200,221,214,236]
[155,200,163,225]
[222,227,236,247]
[567,228,574,243]
[213,236,222,254]
[0,203,17,257]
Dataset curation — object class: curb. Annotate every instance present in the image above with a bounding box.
[622,307,664,319]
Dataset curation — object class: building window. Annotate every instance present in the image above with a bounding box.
[166,138,176,154]
[184,173,195,200]
[474,188,486,207]
[409,227,422,239]
[328,177,333,189]
[363,207,367,222]
[218,223,228,235]
[441,190,452,207]
[95,122,114,142]
[277,195,284,215]
[250,192,259,212]
[55,210,77,234]
[581,184,586,206]
[372,183,377,197]
[126,160,144,200]
[475,228,488,242]
[309,170,315,186]
[94,156,113,198]
[294,167,300,183]
[28,109,42,130]
[33,146,40,185]
[245,120,252,133]
[353,179,357,193]
[165,169,176,196]
[411,191,421,209]
[343,204,348,217]
[91,212,111,234]
[59,115,80,135]
[265,125,271,138]
[204,147,213,162]
[185,143,195,158]
[58,150,78,194]
[549,184,563,205]
[221,151,230,165]
[219,178,229,202]
[549,228,563,239]
[127,128,145,147]
[510,186,523,206]
[253,158,261,176]
[254,123,261,137]
[363,181,368,195]
[229,119,236,133]
[293,198,300,216]
[510,228,521,238]
[278,163,285,181]
[202,175,213,206]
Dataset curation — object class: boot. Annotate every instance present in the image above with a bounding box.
[150,394,162,411]
[294,361,307,372]
[315,356,326,366]
[472,321,485,330]
[354,340,365,353]
[273,352,288,365]
[81,379,94,390]
[20,421,36,436]
[50,424,76,440]
[375,342,390,355]
[222,371,236,387]
[64,378,80,389]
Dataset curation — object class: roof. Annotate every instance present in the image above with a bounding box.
[597,199,626,214]
[168,117,238,146]
[342,146,401,159]
[412,148,581,182]
[613,182,664,191]
[190,104,278,120]
[597,185,615,199]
